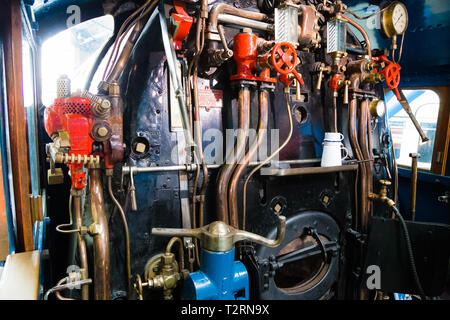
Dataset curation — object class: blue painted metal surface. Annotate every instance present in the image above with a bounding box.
[184,248,249,300]
[397,167,449,224]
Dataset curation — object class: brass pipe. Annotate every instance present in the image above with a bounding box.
[166,237,185,271]
[107,175,132,299]
[341,15,372,59]
[55,278,74,301]
[73,193,89,300]
[409,153,420,221]
[216,86,251,223]
[89,167,111,300]
[348,75,369,233]
[228,89,269,228]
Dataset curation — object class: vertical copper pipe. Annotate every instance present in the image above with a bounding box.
[348,76,368,233]
[228,89,269,228]
[332,96,338,132]
[359,99,372,219]
[73,194,89,300]
[216,86,251,223]
[366,101,375,216]
[89,167,111,300]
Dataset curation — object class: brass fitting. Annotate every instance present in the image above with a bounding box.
[368,180,396,208]
[138,252,185,300]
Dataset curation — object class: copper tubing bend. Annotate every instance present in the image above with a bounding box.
[73,193,89,300]
[341,15,372,59]
[348,75,369,233]
[228,88,269,228]
[207,3,270,48]
[216,86,251,223]
[359,99,373,218]
[106,20,144,83]
[89,167,111,300]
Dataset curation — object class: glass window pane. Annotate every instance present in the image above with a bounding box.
[41,15,114,106]
[386,89,440,170]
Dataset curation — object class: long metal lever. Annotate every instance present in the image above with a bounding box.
[397,88,429,143]
[152,215,286,252]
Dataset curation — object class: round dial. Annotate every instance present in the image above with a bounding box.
[391,3,408,34]
[381,1,409,37]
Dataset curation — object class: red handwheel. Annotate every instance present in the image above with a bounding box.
[271,42,297,75]
[381,62,401,90]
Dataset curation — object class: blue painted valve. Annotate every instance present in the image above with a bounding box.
[152,215,286,300]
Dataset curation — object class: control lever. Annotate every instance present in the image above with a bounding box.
[152,215,286,252]
[373,56,429,143]
[397,89,429,143]
[152,216,286,300]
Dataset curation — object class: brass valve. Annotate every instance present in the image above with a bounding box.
[343,80,350,104]
[152,215,286,252]
[369,179,395,208]
[315,64,331,90]
[134,251,188,300]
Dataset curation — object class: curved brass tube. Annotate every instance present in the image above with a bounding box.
[228,89,269,228]
[216,86,251,223]
[341,15,372,59]
[166,237,185,271]
[73,194,89,300]
[89,167,111,300]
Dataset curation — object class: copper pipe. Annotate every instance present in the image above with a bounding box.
[348,75,368,233]
[367,101,375,216]
[73,194,89,300]
[359,99,372,220]
[55,278,74,300]
[228,89,269,228]
[106,20,145,83]
[341,15,372,59]
[89,167,111,300]
[216,86,251,223]
[332,96,338,132]
[207,3,270,48]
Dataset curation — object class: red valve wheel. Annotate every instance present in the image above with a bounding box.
[381,62,401,89]
[271,42,297,75]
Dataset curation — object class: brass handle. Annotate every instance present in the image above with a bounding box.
[152,215,286,252]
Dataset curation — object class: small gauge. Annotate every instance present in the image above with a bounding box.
[381,1,409,38]
[369,99,385,118]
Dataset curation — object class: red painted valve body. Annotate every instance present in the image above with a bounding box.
[44,97,95,189]
[230,33,276,83]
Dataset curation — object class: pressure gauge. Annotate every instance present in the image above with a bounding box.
[381,1,408,38]
[369,99,385,118]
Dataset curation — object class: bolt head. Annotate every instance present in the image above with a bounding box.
[135,142,146,153]
[97,126,109,137]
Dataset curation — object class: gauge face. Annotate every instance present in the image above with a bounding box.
[381,1,409,37]
[391,3,408,34]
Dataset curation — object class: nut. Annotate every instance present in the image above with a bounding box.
[135,142,146,153]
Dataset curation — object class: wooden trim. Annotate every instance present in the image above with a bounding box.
[0,0,33,252]
[430,86,450,176]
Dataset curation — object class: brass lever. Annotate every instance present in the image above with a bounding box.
[152,215,286,252]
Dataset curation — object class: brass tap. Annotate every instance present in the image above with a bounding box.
[368,180,396,208]
[343,80,350,104]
